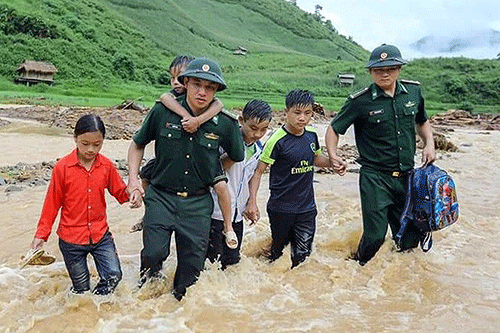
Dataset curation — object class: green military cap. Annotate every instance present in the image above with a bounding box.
[366,44,408,68]
[178,57,227,91]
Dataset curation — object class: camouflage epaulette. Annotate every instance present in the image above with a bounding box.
[400,79,421,85]
[349,87,369,99]
[221,109,239,120]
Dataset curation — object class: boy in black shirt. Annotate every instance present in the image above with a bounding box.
[247,89,337,268]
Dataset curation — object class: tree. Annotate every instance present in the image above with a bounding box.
[314,4,324,21]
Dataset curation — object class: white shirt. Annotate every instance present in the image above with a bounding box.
[211,141,263,222]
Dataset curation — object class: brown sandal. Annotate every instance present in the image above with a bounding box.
[20,249,56,268]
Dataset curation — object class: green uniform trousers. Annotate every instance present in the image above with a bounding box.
[357,168,421,263]
[141,185,213,298]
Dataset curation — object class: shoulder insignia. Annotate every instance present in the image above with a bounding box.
[400,79,421,85]
[349,87,369,99]
[221,109,239,120]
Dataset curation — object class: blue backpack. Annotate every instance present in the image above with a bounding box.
[396,164,459,251]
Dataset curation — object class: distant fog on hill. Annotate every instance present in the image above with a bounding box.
[404,29,500,60]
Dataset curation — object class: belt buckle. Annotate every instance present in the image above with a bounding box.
[391,171,400,177]
[176,191,188,198]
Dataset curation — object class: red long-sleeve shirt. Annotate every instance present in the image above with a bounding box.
[35,149,129,245]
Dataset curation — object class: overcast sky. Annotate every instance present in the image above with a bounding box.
[297,0,500,59]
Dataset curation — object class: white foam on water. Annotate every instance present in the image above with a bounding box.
[1,126,500,332]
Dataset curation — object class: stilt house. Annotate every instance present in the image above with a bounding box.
[15,60,58,85]
[337,73,355,86]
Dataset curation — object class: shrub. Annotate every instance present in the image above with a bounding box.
[112,53,135,80]
[458,101,474,112]
[0,4,61,39]
[444,76,468,99]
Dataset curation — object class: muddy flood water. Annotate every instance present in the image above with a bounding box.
[0,116,499,333]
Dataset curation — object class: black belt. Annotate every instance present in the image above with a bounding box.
[162,187,209,198]
[380,170,409,178]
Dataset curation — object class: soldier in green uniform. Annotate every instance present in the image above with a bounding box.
[325,44,436,265]
[127,57,244,299]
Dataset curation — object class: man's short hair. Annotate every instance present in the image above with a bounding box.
[242,99,272,122]
[285,89,315,109]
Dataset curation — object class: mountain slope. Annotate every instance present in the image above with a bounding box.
[0,0,169,84]
[0,0,367,85]
[103,0,366,61]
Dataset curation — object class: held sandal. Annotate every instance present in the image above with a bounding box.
[20,249,56,268]
[223,230,238,249]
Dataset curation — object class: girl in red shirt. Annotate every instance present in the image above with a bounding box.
[31,114,138,295]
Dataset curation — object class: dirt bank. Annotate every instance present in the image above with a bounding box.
[0,104,496,188]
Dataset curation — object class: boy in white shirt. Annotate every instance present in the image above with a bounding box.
[207,100,272,269]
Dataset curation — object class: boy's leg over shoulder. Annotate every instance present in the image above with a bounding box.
[220,220,244,269]
[207,218,224,263]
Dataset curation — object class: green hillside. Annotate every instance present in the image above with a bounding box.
[405,57,500,108]
[0,0,499,112]
[103,0,366,61]
[0,0,169,84]
[0,0,366,83]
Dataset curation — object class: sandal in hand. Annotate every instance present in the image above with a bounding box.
[223,230,238,249]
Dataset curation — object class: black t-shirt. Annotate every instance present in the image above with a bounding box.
[260,126,321,213]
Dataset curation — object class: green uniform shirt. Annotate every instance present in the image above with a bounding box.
[331,80,427,172]
[133,96,244,192]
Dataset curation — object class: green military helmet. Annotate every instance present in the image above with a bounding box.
[366,44,408,68]
[177,57,227,91]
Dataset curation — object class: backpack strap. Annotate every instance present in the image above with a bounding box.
[256,140,263,150]
[395,169,415,249]
[420,232,433,252]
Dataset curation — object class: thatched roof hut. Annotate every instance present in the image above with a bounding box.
[15,60,58,85]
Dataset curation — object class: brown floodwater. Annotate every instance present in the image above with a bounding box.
[0,118,499,332]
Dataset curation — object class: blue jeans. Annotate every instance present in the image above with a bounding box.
[59,231,122,295]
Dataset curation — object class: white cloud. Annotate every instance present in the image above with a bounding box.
[491,20,500,31]
[297,0,500,58]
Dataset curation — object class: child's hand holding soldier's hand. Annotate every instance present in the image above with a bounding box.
[127,182,144,208]
[330,155,348,176]
[129,190,143,208]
